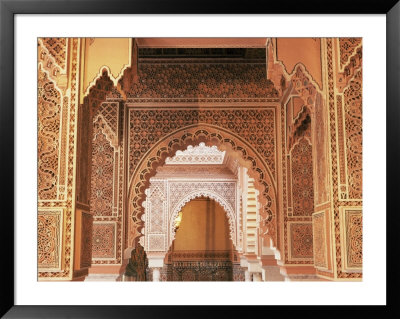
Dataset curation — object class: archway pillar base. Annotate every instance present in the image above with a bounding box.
[279,265,321,281]
[259,255,284,281]
[147,253,166,282]
[241,254,263,281]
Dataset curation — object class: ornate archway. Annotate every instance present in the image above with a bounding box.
[169,191,236,248]
[126,122,278,251]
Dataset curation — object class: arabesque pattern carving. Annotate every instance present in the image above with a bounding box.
[144,179,237,251]
[339,38,362,70]
[128,109,276,177]
[290,223,313,259]
[42,38,67,70]
[313,212,327,268]
[97,102,119,137]
[92,223,116,259]
[169,182,236,218]
[344,70,362,199]
[167,261,233,281]
[85,71,115,109]
[90,130,114,216]
[80,212,93,267]
[291,138,314,216]
[165,142,225,164]
[327,38,362,279]
[38,210,62,270]
[290,65,319,110]
[128,123,277,249]
[38,68,61,200]
[38,38,80,279]
[345,210,362,269]
[125,62,278,99]
[314,98,329,204]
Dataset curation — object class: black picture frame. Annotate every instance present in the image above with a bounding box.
[1,0,398,317]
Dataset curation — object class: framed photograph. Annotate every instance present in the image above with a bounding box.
[1,0,398,317]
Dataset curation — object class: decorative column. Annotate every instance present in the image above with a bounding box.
[147,254,165,282]
[252,273,262,281]
[152,268,161,282]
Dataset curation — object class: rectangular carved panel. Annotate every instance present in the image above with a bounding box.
[341,208,362,271]
[147,234,165,252]
[80,212,93,268]
[312,211,327,269]
[38,209,63,271]
[289,222,314,260]
[92,222,116,259]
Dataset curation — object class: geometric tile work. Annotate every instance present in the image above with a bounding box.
[290,223,314,259]
[343,209,362,270]
[38,210,63,270]
[312,212,327,268]
[92,222,116,259]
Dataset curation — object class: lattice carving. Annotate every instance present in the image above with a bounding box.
[93,114,118,149]
[80,212,93,267]
[124,62,278,99]
[167,261,233,281]
[38,210,62,270]
[38,38,80,279]
[90,130,114,216]
[344,210,362,269]
[290,65,319,110]
[291,138,314,216]
[98,102,119,137]
[155,165,235,179]
[289,106,312,150]
[41,38,67,70]
[148,184,166,234]
[169,182,236,218]
[290,223,313,259]
[38,68,61,200]
[343,70,362,199]
[339,38,362,70]
[128,123,277,249]
[314,97,329,204]
[85,70,115,110]
[92,222,116,259]
[128,109,276,178]
[313,212,327,268]
[326,38,362,279]
[165,142,225,164]
[38,39,68,93]
[147,234,165,251]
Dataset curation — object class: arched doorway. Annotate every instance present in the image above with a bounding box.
[166,197,235,281]
[126,124,278,258]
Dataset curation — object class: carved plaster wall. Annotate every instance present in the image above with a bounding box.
[143,178,238,254]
